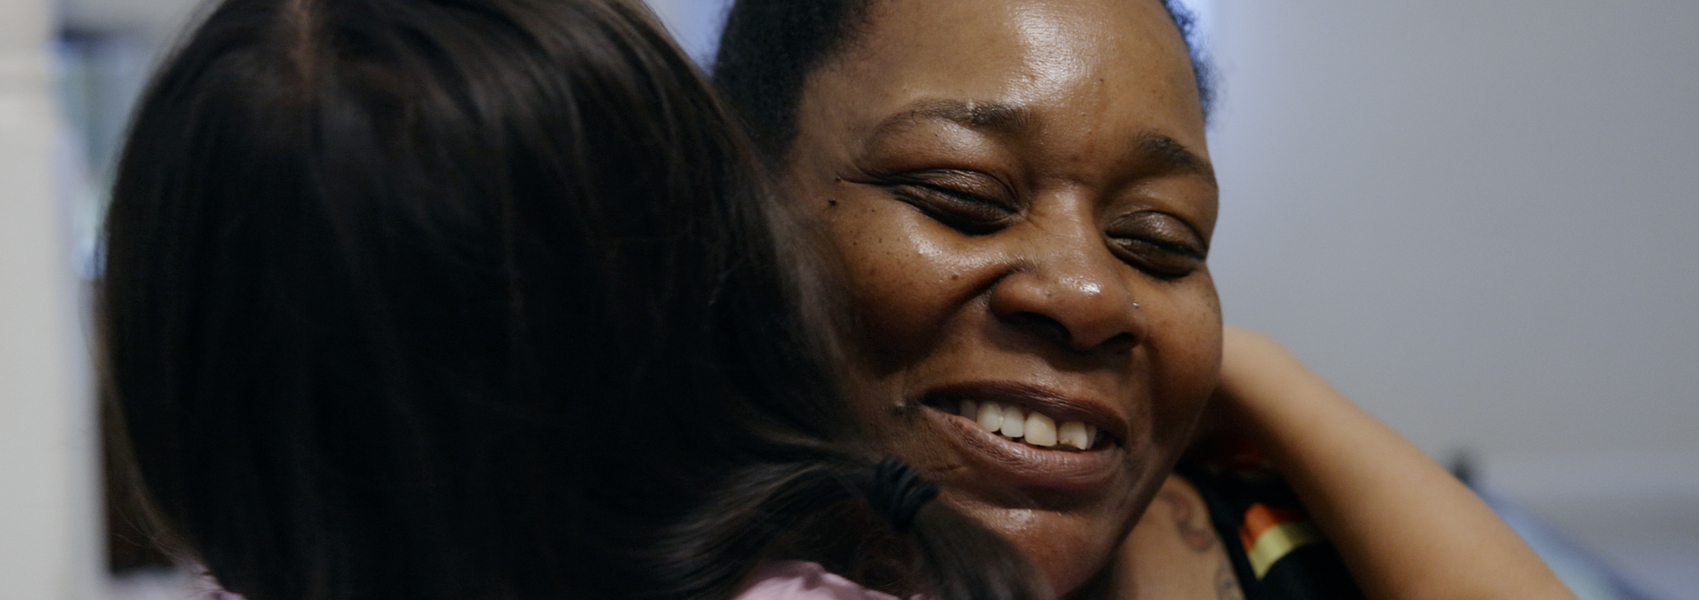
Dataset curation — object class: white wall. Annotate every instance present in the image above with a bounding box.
[0,0,100,597]
[643,0,729,66]
[59,0,200,38]
[1205,2,1699,594]
[1207,0,1699,474]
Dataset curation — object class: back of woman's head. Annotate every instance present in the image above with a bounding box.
[105,0,825,597]
[102,0,1045,598]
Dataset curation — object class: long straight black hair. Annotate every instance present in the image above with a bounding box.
[100,0,1042,599]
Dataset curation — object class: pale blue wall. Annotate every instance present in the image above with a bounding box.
[1,0,101,596]
[1204,3,1699,595]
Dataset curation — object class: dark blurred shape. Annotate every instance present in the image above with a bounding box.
[1449,449,1476,486]
[105,437,173,573]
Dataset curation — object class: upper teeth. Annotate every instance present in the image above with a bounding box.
[958,400,1097,450]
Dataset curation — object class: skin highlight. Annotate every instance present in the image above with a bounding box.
[775,0,1221,594]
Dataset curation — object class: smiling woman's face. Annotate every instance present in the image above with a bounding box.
[777,0,1221,594]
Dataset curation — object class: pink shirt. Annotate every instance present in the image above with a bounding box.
[733,561,898,600]
[198,560,886,600]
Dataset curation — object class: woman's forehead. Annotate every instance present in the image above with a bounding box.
[839,0,1192,80]
[806,0,1207,154]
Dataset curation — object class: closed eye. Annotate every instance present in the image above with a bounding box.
[881,170,1018,234]
[1106,212,1208,278]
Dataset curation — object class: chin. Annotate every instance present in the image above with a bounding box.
[962,502,1133,598]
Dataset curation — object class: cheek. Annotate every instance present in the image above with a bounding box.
[1145,274,1223,444]
[822,201,990,370]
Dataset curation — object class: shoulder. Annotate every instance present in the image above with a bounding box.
[733,561,900,600]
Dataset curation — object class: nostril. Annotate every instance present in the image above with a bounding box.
[1005,311,1141,353]
[1095,332,1137,353]
[1004,311,1072,347]
[1003,311,1139,353]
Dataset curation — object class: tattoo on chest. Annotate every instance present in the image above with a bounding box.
[1158,487,1246,600]
[1159,489,1218,552]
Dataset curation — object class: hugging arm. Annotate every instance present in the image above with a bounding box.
[1214,327,1576,600]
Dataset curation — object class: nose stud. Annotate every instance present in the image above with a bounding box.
[1131,303,1141,309]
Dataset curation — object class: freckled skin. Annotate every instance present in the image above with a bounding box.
[778,0,1221,596]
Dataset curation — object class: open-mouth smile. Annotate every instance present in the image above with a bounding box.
[918,381,1129,491]
[927,396,1111,451]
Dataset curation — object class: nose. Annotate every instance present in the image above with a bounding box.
[989,247,1145,353]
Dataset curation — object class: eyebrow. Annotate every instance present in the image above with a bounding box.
[1136,133,1217,188]
[872,99,1037,138]
[870,99,1217,187]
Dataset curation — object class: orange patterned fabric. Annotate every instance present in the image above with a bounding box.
[1239,502,1306,550]
[1178,460,1364,599]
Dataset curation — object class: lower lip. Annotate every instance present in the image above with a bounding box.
[925,406,1124,492]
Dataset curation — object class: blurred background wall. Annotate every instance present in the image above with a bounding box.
[1202,3,1699,596]
[10,0,1695,598]
[0,0,100,596]
[1209,0,1699,487]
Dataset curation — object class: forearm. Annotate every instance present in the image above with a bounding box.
[1220,330,1573,600]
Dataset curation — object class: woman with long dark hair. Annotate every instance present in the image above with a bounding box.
[99,0,1040,599]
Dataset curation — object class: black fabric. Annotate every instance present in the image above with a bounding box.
[1176,462,1365,600]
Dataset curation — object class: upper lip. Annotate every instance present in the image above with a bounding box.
[920,380,1127,446]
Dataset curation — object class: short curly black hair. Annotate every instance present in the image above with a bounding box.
[712,0,1214,163]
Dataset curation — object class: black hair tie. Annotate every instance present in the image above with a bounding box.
[862,456,940,534]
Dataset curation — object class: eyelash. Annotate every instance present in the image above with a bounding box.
[890,181,1016,234]
[1108,227,1207,279]
[1120,235,1205,260]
